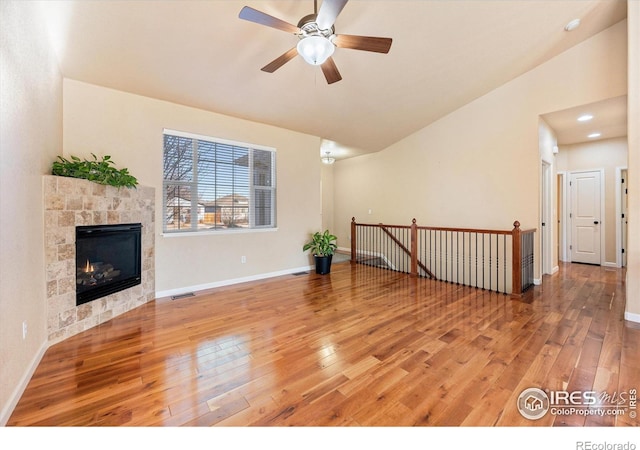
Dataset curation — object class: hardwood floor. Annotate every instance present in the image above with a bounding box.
[7,261,640,427]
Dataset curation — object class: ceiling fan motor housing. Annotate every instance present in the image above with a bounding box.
[297,14,335,39]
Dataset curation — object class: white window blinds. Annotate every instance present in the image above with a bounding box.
[163,130,276,233]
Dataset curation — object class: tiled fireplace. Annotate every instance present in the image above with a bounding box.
[43,175,155,344]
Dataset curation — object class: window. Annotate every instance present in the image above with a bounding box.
[163,129,276,233]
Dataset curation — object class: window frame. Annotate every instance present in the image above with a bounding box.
[162,128,277,235]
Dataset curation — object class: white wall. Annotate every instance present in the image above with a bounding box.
[63,80,323,296]
[333,20,628,282]
[0,1,63,424]
[626,1,640,322]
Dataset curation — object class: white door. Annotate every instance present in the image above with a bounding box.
[570,171,601,265]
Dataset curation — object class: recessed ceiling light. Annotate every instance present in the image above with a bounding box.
[588,132,601,138]
[565,18,581,32]
[577,114,593,122]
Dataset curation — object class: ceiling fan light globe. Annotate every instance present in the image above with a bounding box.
[297,35,335,66]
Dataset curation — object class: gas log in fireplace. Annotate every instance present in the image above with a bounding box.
[76,223,142,306]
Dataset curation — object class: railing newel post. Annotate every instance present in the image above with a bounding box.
[410,218,418,277]
[511,220,522,298]
[351,217,356,264]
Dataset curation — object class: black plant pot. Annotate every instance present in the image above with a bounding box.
[314,255,333,275]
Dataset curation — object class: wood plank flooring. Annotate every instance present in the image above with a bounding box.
[7,261,640,426]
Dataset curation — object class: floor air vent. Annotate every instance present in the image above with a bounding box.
[172,292,195,300]
[292,271,309,276]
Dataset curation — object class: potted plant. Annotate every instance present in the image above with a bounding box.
[303,230,338,275]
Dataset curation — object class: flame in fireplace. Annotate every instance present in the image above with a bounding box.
[85,259,94,273]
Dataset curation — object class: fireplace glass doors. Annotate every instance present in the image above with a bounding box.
[76,223,142,306]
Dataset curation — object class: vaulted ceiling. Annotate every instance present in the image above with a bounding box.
[40,0,628,159]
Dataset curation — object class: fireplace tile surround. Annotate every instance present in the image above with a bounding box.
[43,175,155,344]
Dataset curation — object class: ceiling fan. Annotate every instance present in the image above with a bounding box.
[238,0,392,84]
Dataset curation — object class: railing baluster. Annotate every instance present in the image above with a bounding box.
[503,234,507,295]
[462,232,466,286]
[457,232,459,284]
[496,234,499,292]
[449,230,452,283]
[490,233,494,291]
[430,229,434,278]
[482,234,486,289]
[473,232,476,288]
[469,232,472,287]
[440,230,443,281]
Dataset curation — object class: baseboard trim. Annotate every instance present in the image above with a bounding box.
[155,265,314,300]
[534,278,542,286]
[552,266,559,275]
[603,262,618,268]
[0,339,48,426]
[624,311,640,324]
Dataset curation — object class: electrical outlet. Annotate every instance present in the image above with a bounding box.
[241,256,246,264]
[22,321,27,340]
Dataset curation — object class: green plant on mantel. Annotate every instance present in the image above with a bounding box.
[52,154,138,188]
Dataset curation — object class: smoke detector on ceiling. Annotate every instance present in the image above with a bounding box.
[564,19,581,32]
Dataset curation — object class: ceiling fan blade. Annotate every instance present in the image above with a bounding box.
[239,6,300,34]
[333,34,392,53]
[261,48,299,73]
[321,57,342,84]
[316,0,349,30]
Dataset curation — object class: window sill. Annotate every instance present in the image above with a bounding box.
[161,227,278,238]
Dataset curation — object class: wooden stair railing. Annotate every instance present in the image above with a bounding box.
[351,218,536,297]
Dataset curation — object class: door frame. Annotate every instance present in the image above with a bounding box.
[557,171,569,263]
[616,166,628,268]
[541,160,554,275]
[568,168,605,266]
